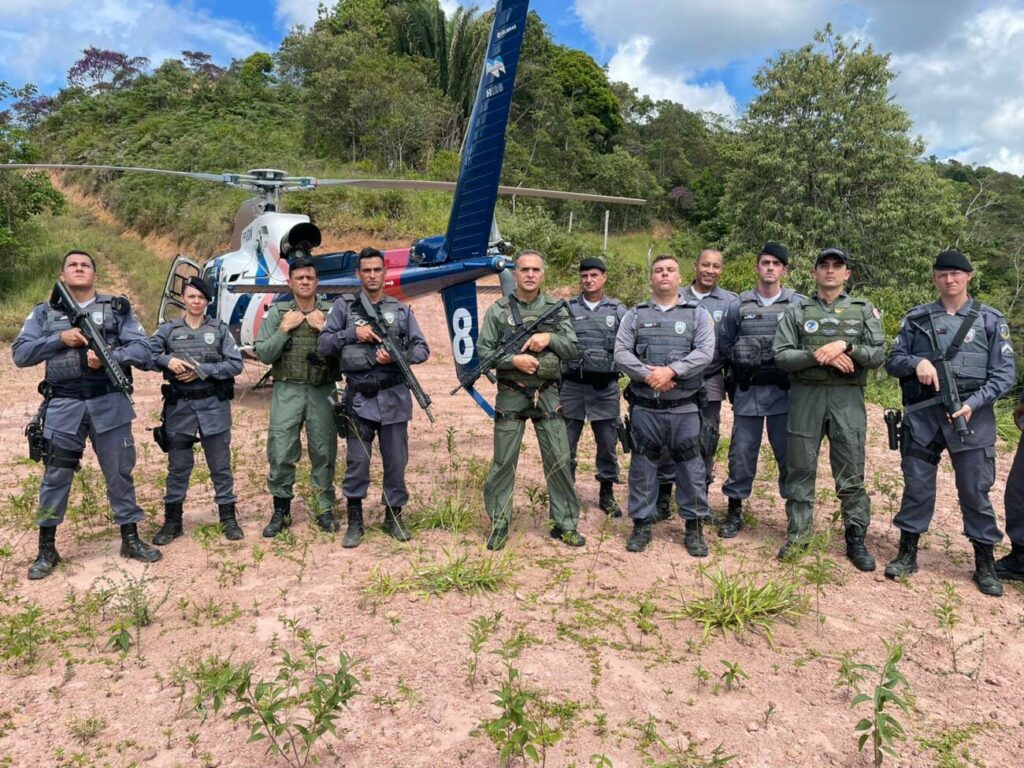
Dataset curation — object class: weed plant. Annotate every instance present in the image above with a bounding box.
[851,640,911,767]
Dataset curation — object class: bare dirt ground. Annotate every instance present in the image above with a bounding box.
[1,289,1023,768]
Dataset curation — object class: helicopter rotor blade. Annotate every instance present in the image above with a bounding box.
[2,163,228,185]
[312,178,646,206]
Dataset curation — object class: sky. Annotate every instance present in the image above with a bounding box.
[2,0,1023,174]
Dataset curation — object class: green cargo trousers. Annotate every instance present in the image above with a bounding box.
[484,384,581,531]
[267,380,338,514]
[784,382,870,541]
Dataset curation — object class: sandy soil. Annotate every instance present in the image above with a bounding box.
[1,289,1023,768]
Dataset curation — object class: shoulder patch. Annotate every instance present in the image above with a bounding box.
[999,323,1010,340]
[872,306,881,319]
[1001,342,1015,357]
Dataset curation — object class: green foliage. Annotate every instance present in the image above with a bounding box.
[919,722,991,768]
[851,640,911,767]
[669,569,807,645]
[718,660,749,692]
[0,601,49,670]
[191,623,361,768]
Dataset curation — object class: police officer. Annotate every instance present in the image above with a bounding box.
[997,396,1024,582]
[254,253,339,537]
[561,257,627,517]
[149,277,244,544]
[13,250,160,579]
[479,250,584,551]
[718,243,801,537]
[772,248,885,569]
[616,254,715,555]
[318,247,430,548]
[884,250,1015,597]
[656,249,736,518]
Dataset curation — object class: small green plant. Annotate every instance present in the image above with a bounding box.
[466,611,503,688]
[0,601,50,671]
[67,715,106,744]
[590,753,614,767]
[632,597,657,648]
[410,493,478,533]
[693,663,710,691]
[669,570,807,646]
[410,548,515,596]
[762,702,776,729]
[851,640,911,767]
[833,649,871,697]
[191,624,361,768]
[919,722,991,768]
[719,660,749,692]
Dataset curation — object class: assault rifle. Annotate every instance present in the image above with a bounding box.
[907,313,972,440]
[358,293,435,423]
[50,280,134,404]
[450,299,569,396]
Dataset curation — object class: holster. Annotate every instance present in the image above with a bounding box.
[616,417,632,454]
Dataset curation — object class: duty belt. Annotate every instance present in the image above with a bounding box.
[626,392,700,410]
[50,379,118,400]
[170,386,218,401]
[497,379,558,400]
[348,375,404,396]
[565,372,619,387]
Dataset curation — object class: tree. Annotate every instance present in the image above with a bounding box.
[66,47,149,93]
[720,27,963,293]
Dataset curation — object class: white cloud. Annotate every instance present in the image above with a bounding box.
[607,36,737,116]
[274,0,321,29]
[0,0,269,92]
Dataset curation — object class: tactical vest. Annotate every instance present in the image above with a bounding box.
[731,293,793,381]
[627,301,703,401]
[904,305,991,393]
[340,296,410,388]
[497,297,565,384]
[791,297,869,385]
[563,296,621,378]
[164,318,230,393]
[271,301,338,386]
[44,295,123,384]
[684,286,734,376]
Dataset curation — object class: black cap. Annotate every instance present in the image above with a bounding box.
[184,276,214,301]
[933,249,973,272]
[759,242,789,265]
[579,257,607,273]
[815,247,850,267]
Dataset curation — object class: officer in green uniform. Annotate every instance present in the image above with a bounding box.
[254,254,339,537]
[772,248,886,568]
[479,250,584,550]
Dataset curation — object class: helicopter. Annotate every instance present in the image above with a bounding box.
[2,0,644,416]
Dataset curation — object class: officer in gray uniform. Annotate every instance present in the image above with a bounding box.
[996,397,1024,581]
[561,257,627,517]
[616,254,715,555]
[149,276,244,544]
[884,250,1015,597]
[13,250,161,579]
[718,243,801,537]
[318,247,430,548]
[656,249,736,518]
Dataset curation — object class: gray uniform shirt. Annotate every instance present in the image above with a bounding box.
[614,299,715,414]
[561,294,627,422]
[149,319,244,436]
[318,293,430,425]
[680,283,737,401]
[13,296,150,435]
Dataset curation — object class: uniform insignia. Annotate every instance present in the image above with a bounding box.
[674,321,687,335]
[822,328,838,336]
[1002,342,1015,357]
[713,310,723,323]
[743,313,758,320]
[384,312,396,325]
[92,311,104,324]
[204,332,216,345]
[844,328,858,336]
[963,329,976,345]
[507,315,517,326]
[1000,323,1010,340]
[822,317,839,325]
[834,307,844,314]
[872,307,881,319]
[804,320,819,333]
[605,315,616,328]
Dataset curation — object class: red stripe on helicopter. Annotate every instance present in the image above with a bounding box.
[382,247,412,303]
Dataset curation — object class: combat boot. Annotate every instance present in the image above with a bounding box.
[262,497,291,538]
[383,506,412,542]
[27,526,60,580]
[777,539,809,561]
[486,523,509,551]
[598,481,621,517]
[844,526,877,572]
[971,541,1004,597]
[218,503,244,541]
[153,502,184,546]
[684,519,708,558]
[718,498,743,539]
[120,523,162,563]
[655,483,673,522]
[550,526,586,547]
[884,531,920,579]
[316,509,340,534]
[995,542,1024,581]
[626,520,652,552]
[342,500,364,549]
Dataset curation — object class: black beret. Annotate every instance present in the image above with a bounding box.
[184,276,214,301]
[815,247,850,267]
[759,242,789,265]
[933,249,973,272]
[579,257,607,273]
